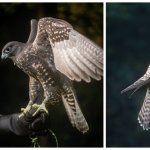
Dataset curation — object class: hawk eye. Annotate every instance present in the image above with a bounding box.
[5,46,11,53]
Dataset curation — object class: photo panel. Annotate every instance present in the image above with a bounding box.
[107,3,150,147]
[0,3,103,147]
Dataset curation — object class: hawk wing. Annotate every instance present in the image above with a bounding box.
[121,65,150,95]
[138,86,150,130]
[121,65,150,130]
[33,17,103,82]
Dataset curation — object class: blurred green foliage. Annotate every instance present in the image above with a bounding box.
[107,3,150,147]
[0,3,103,147]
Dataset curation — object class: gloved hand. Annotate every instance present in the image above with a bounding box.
[0,107,50,137]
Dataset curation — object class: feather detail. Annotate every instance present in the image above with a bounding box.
[61,85,89,133]
[32,17,103,82]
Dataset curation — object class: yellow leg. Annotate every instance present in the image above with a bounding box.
[32,102,48,117]
[19,103,32,118]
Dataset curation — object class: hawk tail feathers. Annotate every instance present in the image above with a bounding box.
[61,88,89,134]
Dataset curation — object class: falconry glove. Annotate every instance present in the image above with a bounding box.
[0,109,49,137]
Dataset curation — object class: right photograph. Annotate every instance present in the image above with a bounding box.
[107,3,150,147]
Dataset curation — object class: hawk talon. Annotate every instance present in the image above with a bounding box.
[32,103,41,109]
[21,108,25,112]
[33,103,48,117]
[19,113,25,118]
[19,108,27,118]
[19,104,32,118]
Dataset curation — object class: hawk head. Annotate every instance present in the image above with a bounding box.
[1,41,25,60]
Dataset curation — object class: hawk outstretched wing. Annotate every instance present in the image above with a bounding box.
[33,17,103,82]
[121,65,150,130]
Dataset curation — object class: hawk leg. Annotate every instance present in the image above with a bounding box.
[20,77,44,118]
[32,87,61,116]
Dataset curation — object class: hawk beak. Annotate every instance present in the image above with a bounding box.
[1,53,8,60]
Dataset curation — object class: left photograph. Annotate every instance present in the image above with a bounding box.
[0,3,103,147]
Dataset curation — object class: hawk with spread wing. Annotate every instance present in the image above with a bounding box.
[121,65,150,130]
[1,17,103,133]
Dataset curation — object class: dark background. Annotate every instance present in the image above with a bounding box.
[107,3,150,147]
[0,3,103,147]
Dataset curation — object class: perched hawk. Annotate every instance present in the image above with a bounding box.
[121,65,150,130]
[1,17,103,133]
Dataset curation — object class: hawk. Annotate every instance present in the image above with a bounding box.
[1,17,103,133]
[121,65,150,130]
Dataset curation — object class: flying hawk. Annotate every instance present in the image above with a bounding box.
[1,17,103,133]
[121,65,150,130]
